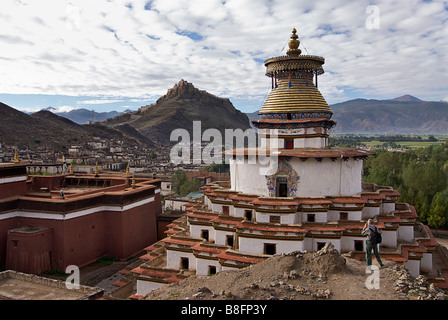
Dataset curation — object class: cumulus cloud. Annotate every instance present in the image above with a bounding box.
[0,0,447,111]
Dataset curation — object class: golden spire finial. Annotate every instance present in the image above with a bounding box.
[286,28,301,56]
[95,162,99,177]
[126,164,130,176]
[14,150,19,163]
[70,163,73,174]
[131,173,136,189]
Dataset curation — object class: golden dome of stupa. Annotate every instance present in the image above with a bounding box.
[258,29,333,118]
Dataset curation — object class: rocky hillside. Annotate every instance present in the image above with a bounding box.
[0,102,153,149]
[103,80,252,145]
[144,243,447,301]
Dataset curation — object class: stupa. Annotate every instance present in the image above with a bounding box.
[129,29,446,298]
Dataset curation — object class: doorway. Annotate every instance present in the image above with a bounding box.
[276,177,288,197]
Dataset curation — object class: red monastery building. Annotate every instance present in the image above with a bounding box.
[0,160,162,274]
[127,29,448,298]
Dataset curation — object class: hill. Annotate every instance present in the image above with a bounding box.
[246,95,448,134]
[0,102,152,149]
[103,80,252,144]
[143,243,446,301]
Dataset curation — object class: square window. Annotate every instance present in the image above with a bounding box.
[201,230,209,241]
[208,266,217,275]
[270,215,281,224]
[264,243,276,255]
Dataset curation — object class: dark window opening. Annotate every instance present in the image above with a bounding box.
[307,214,315,222]
[317,242,326,251]
[181,257,189,270]
[287,113,292,120]
[264,243,277,255]
[355,240,364,252]
[340,212,348,220]
[226,235,234,248]
[245,210,253,221]
[201,230,209,241]
[208,266,217,275]
[222,206,229,215]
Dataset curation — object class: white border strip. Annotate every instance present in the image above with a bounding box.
[0,176,27,184]
[0,196,154,221]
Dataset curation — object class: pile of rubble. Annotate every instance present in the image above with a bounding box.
[392,264,446,300]
[144,243,447,301]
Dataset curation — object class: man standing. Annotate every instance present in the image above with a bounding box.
[362,219,384,267]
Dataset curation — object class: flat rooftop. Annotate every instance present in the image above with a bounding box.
[0,270,103,300]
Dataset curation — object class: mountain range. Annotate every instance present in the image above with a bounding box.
[2,81,448,152]
[42,107,132,125]
[247,95,448,135]
[0,102,153,150]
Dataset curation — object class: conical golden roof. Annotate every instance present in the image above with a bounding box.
[259,29,332,117]
[260,78,331,116]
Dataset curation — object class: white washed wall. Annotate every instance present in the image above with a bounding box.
[421,253,432,273]
[215,229,235,246]
[238,237,304,255]
[404,259,420,277]
[136,279,165,296]
[196,258,222,276]
[398,225,414,243]
[231,158,363,197]
[189,225,216,242]
[166,250,196,271]
[381,230,397,248]
[362,206,380,219]
[381,202,395,214]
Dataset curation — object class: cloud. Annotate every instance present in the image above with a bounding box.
[0,0,447,111]
[51,105,77,113]
[78,99,124,105]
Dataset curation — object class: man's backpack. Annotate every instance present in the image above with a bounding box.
[372,228,382,244]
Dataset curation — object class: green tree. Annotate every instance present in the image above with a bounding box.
[428,189,448,234]
[170,170,187,194]
[179,178,201,196]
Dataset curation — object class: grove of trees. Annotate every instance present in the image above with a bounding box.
[362,141,448,230]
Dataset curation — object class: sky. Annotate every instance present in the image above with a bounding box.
[0,0,447,114]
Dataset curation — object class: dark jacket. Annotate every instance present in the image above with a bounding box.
[362,225,379,242]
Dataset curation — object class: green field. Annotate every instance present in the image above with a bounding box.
[362,140,445,149]
[361,136,448,149]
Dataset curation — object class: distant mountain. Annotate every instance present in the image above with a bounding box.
[0,102,153,149]
[331,96,448,134]
[44,107,129,124]
[245,95,448,134]
[390,95,423,103]
[103,80,252,144]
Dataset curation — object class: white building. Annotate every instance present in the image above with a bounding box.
[131,29,443,297]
